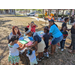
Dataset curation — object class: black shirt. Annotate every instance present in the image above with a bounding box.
[71,27,75,34]
[62,22,67,28]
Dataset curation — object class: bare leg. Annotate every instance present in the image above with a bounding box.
[38,53,41,59]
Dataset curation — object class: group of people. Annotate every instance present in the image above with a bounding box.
[7,17,75,65]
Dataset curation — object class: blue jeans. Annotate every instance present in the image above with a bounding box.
[60,40,65,49]
[51,35,63,45]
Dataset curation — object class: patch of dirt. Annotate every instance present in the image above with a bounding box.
[0,15,74,65]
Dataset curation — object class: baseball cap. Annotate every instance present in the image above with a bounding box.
[48,19,54,23]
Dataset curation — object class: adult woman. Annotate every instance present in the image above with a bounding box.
[8,26,22,43]
[49,19,63,55]
[25,27,45,61]
[68,22,75,53]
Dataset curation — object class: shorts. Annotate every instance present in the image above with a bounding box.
[51,35,63,45]
[30,59,38,65]
[8,55,20,64]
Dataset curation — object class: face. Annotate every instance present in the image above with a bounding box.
[49,21,53,25]
[67,19,69,22]
[44,29,47,33]
[14,27,18,34]
[31,23,34,26]
[26,32,32,37]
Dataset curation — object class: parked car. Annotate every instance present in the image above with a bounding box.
[27,12,35,16]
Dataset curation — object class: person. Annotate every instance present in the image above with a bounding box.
[68,22,75,53]
[8,36,25,65]
[70,15,74,24]
[27,21,38,32]
[25,27,45,61]
[61,17,69,30]
[42,26,51,57]
[49,19,63,55]
[26,49,38,65]
[8,26,22,43]
[59,26,68,51]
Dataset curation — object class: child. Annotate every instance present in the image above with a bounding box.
[8,36,25,65]
[26,49,38,65]
[61,17,69,31]
[42,26,51,57]
[27,21,38,32]
[59,26,68,51]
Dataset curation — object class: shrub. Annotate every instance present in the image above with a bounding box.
[38,14,45,18]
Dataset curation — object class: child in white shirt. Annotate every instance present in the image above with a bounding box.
[8,35,25,65]
[26,49,38,65]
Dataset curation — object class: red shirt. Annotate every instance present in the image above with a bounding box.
[27,25,36,32]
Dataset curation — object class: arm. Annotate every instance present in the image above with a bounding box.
[17,44,26,50]
[29,41,38,47]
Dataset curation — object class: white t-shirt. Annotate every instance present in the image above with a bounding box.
[8,44,19,56]
[26,50,36,62]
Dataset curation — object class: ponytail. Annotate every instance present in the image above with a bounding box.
[53,23,58,27]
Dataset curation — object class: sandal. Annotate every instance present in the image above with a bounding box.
[68,50,75,54]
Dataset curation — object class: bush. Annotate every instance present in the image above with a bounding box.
[38,14,45,18]
[57,15,68,17]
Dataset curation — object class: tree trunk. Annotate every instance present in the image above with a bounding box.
[62,9,65,16]
[43,9,44,18]
[56,9,59,21]
[26,9,27,16]
[68,9,72,24]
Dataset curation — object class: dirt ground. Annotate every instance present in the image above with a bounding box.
[0,15,75,65]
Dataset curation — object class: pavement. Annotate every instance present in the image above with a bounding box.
[30,17,72,29]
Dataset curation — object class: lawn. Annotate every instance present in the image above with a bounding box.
[0,15,74,65]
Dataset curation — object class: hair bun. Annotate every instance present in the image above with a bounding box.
[25,27,29,32]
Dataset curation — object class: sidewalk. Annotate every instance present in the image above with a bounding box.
[30,17,72,29]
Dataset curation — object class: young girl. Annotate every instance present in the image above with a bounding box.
[26,49,38,65]
[25,27,45,61]
[8,36,25,65]
[8,26,22,43]
[59,26,68,51]
[42,26,51,57]
[27,21,38,32]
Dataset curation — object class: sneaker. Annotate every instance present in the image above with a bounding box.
[61,49,64,51]
[58,47,61,49]
[36,58,41,61]
[41,57,44,59]
[46,54,49,58]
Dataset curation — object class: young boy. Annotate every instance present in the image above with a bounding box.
[59,26,68,51]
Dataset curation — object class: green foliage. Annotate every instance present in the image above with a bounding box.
[54,14,68,17]
[38,14,45,18]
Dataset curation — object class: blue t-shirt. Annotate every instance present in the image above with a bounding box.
[49,24,62,38]
[43,33,51,44]
[32,32,41,43]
